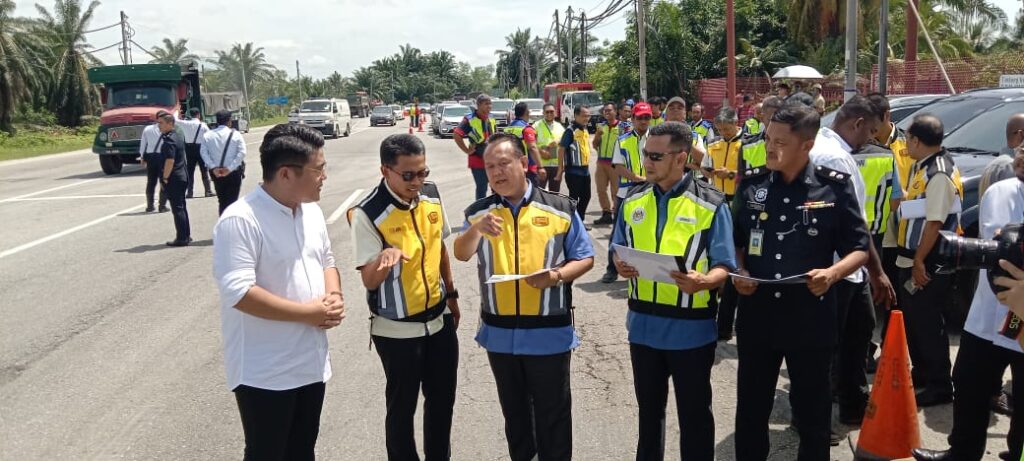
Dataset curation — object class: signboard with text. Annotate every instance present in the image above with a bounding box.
[1000,75,1024,88]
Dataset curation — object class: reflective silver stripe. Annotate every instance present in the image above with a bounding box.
[479,240,497,315]
[530,201,574,223]
[682,191,717,213]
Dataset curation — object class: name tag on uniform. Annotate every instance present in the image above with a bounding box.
[749,229,764,256]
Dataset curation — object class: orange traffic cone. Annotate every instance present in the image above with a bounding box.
[417,114,424,132]
[854,310,921,460]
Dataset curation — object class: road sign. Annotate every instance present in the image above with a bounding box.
[1000,75,1024,88]
[265,96,290,105]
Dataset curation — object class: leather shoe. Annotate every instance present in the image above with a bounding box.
[145,206,155,212]
[999,450,1011,460]
[915,389,954,407]
[158,206,170,213]
[166,238,192,247]
[992,390,1014,416]
[911,448,954,460]
[600,269,618,283]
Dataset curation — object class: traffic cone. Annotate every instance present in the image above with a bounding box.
[854,310,921,460]
[417,114,424,132]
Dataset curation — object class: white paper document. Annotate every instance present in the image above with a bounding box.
[898,197,962,220]
[728,271,809,285]
[611,244,682,284]
[485,269,553,284]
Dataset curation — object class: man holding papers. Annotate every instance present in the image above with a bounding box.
[896,114,964,407]
[453,132,594,461]
[731,106,869,461]
[610,121,736,461]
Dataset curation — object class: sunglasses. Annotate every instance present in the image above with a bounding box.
[388,166,430,182]
[643,149,683,162]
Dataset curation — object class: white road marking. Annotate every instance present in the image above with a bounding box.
[0,204,147,259]
[0,178,102,203]
[5,194,145,201]
[326,189,364,225]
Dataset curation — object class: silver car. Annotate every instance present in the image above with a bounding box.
[438,105,471,138]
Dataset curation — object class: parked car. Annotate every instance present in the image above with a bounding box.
[894,87,1024,326]
[432,103,460,134]
[820,93,947,127]
[419,103,432,115]
[370,105,396,126]
[512,98,546,122]
[490,99,514,127]
[438,105,472,138]
[458,99,475,109]
[390,104,405,120]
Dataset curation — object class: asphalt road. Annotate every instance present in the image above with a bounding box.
[0,118,1012,460]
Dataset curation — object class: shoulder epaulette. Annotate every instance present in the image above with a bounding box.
[815,165,851,183]
[742,166,770,179]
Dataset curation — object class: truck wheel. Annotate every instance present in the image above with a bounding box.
[344,124,351,137]
[99,155,122,175]
[331,124,340,139]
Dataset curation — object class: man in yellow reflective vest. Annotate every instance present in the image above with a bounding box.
[534,103,566,192]
[689,103,716,140]
[505,101,545,185]
[454,94,497,200]
[454,133,594,461]
[897,114,963,407]
[649,96,666,126]
[612,122,735,460]
[349,133,461,460]
[593,102,624,225]
[737,96,784,175]
[743,103,764,136]
[601,103,654,284]
[705,107,743,199]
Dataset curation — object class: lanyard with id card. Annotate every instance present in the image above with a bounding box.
[748,175,772,257]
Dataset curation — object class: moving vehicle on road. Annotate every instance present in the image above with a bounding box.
[370,105,397,126]
[346,92,370,117]
[87,62,203,175]
[490,98,515,127]
[201,92,248,132]
[437,105,471,138]
[512,98,546,122]
[390,104,405,120]
[297,98,352,138]
[544,82,602,128]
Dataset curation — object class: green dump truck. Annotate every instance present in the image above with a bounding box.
[87,62,202,174]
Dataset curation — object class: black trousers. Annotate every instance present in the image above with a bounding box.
[488,351,573,461]
[716,280,738,338]
[184,143,212,196]
[541,166,562,192]
[470,168,488,200]
[631,342,716,461]
[144,161,167,209]
[948,332,1024,460]
[372,316,459,461]
[213,168,244,216]
[165,178,190,241]
[898,268,954,394]
[233,381,326,461]
[833,279,875,417]
[564,173,591,220]
[735,342,832,461]
[606,196,624,274]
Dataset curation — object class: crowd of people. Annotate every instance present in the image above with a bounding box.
[204,83,1024,461]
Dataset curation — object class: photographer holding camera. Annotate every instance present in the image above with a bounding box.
[913,145,1024,461]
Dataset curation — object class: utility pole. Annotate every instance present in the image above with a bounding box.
[879,0,889,95]
[567,6,574,82]
[637,0,648,101]
[580,11,587,81]
[296,60,304,103]
[844,0,858,102]
[119,11,130,65]
[555,10,563,81]
[240,63,251,124]
[906,0,919,93]
[726,0,736,107]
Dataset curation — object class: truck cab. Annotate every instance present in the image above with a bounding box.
[88,63,202,174]
[559,91,604,132]
[297,98,352,139]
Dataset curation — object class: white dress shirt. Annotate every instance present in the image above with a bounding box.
[212,186,335,390]
[965,177,1024,353]
[201,125,246,172]
[180,118,209,146]
[138,124,163,157]
[809,127,869,283]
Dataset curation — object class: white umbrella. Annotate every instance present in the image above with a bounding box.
[772,65,824,80]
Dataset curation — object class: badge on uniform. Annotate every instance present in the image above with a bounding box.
[749,229,764,256]
[746,201,765,211]
[754,188,768,202]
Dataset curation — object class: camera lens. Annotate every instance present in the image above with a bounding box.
[935,233,1004,270]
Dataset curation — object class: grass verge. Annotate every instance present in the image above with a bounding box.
[0,129,96,162]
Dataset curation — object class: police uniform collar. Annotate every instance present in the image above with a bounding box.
[380,178,417,210]
[773,161,821,186]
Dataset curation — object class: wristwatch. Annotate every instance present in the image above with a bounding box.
[446,290,460,300]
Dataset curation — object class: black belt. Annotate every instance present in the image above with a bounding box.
[480,312,572,329]
[628,298,718,320]
[370,298,446,323]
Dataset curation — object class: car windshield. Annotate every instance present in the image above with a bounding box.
[108,84,175,108]
[570,92,602,106]
[522,100,545,110]
[491,100,514,111]
[372,106,391,114]
[444,106,470,117]
[943,101,1024,154]
[897,96,1001,134]
[301,101,331,112]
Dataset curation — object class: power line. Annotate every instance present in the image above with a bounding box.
[82,22,121,34]
[130,40,159,60]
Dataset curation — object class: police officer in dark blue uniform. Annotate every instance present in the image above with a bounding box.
[731,105,870,461]
[156,112,191,246]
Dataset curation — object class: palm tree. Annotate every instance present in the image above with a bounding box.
[213,42,277,95]
[781,0,883,48]
[0,0,44,133]
[148,38,200,65]
[34,0,101,127]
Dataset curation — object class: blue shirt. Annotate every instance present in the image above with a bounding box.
[559,124,591,177]
[471,182,596,355]
[611,176,737,351]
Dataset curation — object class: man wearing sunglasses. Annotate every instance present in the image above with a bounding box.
[348,133,460,461]
[611,121,735,460]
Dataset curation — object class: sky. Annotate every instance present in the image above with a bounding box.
[15,0,1023,80]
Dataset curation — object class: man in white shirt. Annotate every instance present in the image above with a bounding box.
[139,111,170,213]
[212,124,342,460]
[978,114,1024,199]
[201,110,247,215]
[808,95,896,425]
[911,160,1024,460]
[180,108,213,199]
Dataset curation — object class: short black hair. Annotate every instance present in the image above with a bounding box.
[188,108,201,117]
[771,105,820,141]
[486,132,525,156]
[157,112,175,124]
[785,92,816,109]
[379,133,425,166]
[715,107,738,125]
[907,113,944,147]
[543,103,555,111]
[514,102,529,118]
[573,105,589,116]
[649,121,693,153]
[743,94,752,102]
[604,102,617,110]
[778,83,791,90]
[865,92,890,117]
[762,96,785,112]
[835,94,881,126]
[692,103,704,111]
[259,124,325,182]
[155,110,170,120]
[650,96,666,106]
[215,110,232,126]
[618,102,632,111]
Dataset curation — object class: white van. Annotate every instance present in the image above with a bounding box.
[298,98,352,138]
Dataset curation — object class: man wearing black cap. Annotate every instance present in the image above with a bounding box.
[201,110,247,215]
[180,107,213,198]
